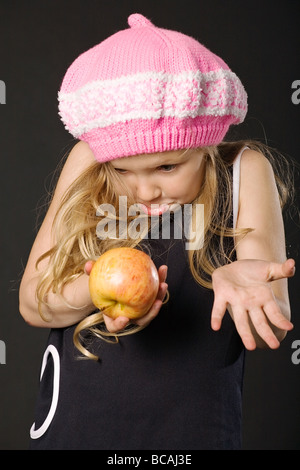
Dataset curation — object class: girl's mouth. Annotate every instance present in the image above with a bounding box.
[138,203,171,216]
[138,203,181,216]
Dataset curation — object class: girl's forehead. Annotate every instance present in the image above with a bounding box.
[110,149,197,169]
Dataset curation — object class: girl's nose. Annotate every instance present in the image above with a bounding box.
[135,177,161,203]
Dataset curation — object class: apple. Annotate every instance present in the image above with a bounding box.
[89,247,159,319]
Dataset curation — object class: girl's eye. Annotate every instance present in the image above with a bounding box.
[114,168,128,174]
[159,164,176,172]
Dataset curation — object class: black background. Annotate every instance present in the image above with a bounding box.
[0,0,299,450]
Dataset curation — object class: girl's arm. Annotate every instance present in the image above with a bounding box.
[211,149,295,349]
[19,141,98,328]
[20,141,168,330]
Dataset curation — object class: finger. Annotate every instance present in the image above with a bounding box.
[103,314,130,333]
[262,300,294,331]
[248,307,280,349]
[282,258,296,277]
[231,307,257,350]
[267,258,296,282]
[157,282,168,302]
[136,281,168,326]
[211,297,228,331]
[158,265,168,283]
[84,260,95,275]
[135,299,163,327]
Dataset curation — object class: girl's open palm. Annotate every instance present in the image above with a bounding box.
[211,258,295,350]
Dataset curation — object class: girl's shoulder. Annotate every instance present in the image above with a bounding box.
[61,141,96,178]
[52,141,96,197]
[239,148,277,200]
[231,145,270,167]
[233,146,273,188]
[239,147,271,166]
[239,147,275,194]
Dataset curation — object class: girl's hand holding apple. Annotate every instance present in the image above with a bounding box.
[85,248,168,334]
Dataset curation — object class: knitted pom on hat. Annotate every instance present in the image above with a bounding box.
[58,13,247,162]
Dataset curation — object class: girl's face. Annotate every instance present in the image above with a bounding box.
[110,149,206,216]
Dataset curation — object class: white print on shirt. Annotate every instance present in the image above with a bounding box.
[30,345,60,439]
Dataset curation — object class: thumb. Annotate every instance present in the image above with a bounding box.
[267,258,295,281]
[84,260,95,276]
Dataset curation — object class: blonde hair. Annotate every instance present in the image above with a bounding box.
[36,140,294,360]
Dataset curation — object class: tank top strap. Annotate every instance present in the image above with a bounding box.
[232,146,249,229]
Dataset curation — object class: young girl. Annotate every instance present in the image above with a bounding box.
[19,13,295,450]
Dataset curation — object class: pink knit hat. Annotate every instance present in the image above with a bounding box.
[58,13,247,162]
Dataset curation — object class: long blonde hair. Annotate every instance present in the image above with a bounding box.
[36,140,293,359]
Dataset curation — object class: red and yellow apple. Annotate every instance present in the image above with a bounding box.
[89,247,159,319]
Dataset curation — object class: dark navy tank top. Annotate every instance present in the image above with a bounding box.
[29,151,246,450]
